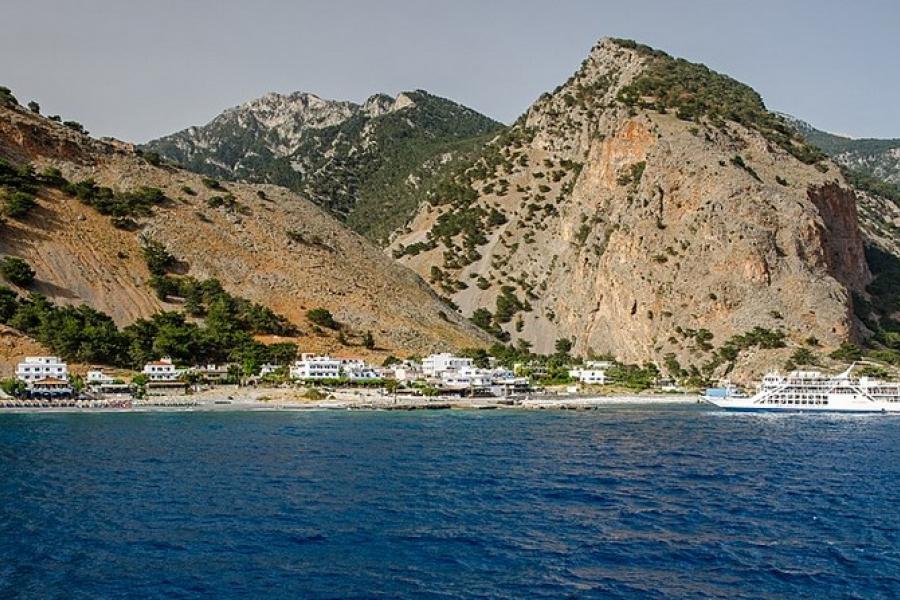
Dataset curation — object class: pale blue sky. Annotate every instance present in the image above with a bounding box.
[2,0,897,142]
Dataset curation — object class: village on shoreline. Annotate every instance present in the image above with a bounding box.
[0,351,700,412]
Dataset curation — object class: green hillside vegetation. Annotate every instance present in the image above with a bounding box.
[801,128,900,158]
[393,127,535,270]
[0,159,52,221]
[346,129,500,244]
[855,246,900,360]
[64,179,168,219]
[0,86,17,108]
[1,157,170,229]
[843,168,900,204]
[291,91,503,228]
[0,287,298,373]
[782,116,900,193]
[150,275,296,336]
[139,237,296,337]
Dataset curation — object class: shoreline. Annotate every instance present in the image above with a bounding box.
[0,393,703,414]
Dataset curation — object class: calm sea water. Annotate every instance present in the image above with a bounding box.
[1,406,899,599]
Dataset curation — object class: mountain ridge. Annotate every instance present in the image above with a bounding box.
[144,89,504,243]
[778,112,900,186]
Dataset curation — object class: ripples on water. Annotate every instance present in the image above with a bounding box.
[1,406,899,599]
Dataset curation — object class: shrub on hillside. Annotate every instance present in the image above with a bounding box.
[64,179,167,218]
[202,177,225,191]
[0,86,17,108]
[494,286,528,323]
[829,342,863,362]
[140,237,176,277]
[0,257,35,286]
[2,190,36,218]
[363,330,375,349]
[63,121,87,135]
[142,151,162,166]
[306,307,339,330]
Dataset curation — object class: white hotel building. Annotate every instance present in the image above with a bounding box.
[290,354,342,380]
[440,366,493,390]
[422,353,474,378]
[86,369,116,386]
[568,361,612,385]
[141,357,184,381]
[15,356,69,384]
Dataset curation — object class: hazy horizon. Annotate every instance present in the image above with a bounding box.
[2,0,898,143]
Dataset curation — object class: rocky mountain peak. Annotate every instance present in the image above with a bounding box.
[361,93,394,117]
[390,37,875,379]
[521,38,647,159]
[227,91,357,132]
[144,89,502,239]
[360,92,417,117]
[214,89,421,136]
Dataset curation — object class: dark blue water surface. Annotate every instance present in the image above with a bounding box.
[1,406,899,599]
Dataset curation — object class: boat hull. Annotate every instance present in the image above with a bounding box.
[705,397,900,413]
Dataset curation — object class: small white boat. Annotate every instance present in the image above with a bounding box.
[704,364,900,413]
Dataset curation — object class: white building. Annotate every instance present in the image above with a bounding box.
[438,366,530,395]
[489,367,530,395]
[259,363,280,377]
[86,369,115,386]
[422,353,473,377]
[142,357,184,381]
[16,356,68,384]
[86,369,131,394]
[290,354,341,380]
[441,366,493,390]
[392,366,420,381]
[386,360,423,382]
[191,364,233,382]
[568,366,608,385]
[339,358,367,370]
[345,366,380,381]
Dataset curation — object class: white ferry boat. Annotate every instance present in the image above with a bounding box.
[704,365,900,413]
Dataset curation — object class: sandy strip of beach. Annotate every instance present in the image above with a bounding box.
[0,390,703,413]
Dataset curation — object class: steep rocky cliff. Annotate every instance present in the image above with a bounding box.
[391,38,873,375]
[0,103,491,358]
[144,90,503,243]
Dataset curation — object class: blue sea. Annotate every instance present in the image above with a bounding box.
[1,406,899,599]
